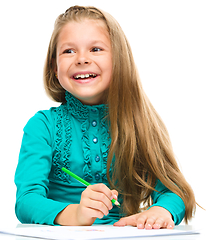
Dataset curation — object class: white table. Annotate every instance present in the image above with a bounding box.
[0,224,205,240]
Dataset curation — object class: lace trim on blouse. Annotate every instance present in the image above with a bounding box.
[52,92,110,182]
[52,106,71,182]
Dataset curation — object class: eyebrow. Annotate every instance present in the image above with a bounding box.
[58,40,110,52]
[90,40,110,47]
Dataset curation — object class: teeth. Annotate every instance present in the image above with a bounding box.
[74,73,97,79]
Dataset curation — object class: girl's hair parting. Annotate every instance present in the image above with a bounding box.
[44,5,197,223]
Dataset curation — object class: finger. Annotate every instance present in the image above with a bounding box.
[88,199,110,217]
[80,205,105,220]
[91,190,113,207]
[80,195,109,218]
[153,218,166,229]
[166,220,175,229]
[90,184,114,202]
[153,218,174,229]
[82,190,112,214]
[90,184,115,209]
[113,215,137,227]
[136,215,147,229]
[111,189,118,199]
[95,191,113,211]
[145,217,156,230]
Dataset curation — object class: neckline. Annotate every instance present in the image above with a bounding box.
[65,92,106,109]
[65,92,108,120]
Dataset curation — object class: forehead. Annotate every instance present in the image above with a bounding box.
[57,19,110,47]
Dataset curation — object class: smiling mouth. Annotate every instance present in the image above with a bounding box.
[73,73,97,80]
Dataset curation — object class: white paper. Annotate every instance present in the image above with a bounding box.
[0,225,199,240]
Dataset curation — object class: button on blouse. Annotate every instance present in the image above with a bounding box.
[92,120,97,127]
[95,173,100,181]
[92,137,98,143]
[95,155,100,162]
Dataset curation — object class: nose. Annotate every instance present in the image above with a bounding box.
[75,52,91,66]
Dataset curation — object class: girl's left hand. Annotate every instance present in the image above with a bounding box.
[113,206,174,229]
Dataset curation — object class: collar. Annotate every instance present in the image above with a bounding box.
[65,91,108,120]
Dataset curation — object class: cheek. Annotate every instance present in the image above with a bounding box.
[56,62,70,89]
[57,77,67,91]
[103,56,112,77]
[57,58,70,76]
[57,63,65,76]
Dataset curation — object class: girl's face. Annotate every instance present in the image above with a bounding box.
[56,19,112,105]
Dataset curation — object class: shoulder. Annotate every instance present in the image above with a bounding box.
[23,106,62,137]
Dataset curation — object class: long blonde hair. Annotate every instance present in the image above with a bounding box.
[44,5,196,223]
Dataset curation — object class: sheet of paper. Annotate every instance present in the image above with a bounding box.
[0,225,199,240]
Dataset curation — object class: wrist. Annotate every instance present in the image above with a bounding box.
[54,204,79,226]
[150,206,173,220]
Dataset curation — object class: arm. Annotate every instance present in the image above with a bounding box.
[114,179,185,229]
[148,179,185,225]
[15,110,118,225]
[54,185,118,226]
[15,111,68,225]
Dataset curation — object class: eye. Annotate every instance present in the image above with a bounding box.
[63,49,75,54]
[91,47,102,52]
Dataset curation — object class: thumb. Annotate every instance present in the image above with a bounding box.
[113,217,127,226]
[113,215,137,227]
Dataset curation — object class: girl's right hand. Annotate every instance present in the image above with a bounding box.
[76,183,118,225]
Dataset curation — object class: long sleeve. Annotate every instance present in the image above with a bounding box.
[14,93,122,226]
[14,110,68,225]
[148,180,185,225]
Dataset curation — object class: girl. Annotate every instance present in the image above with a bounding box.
[15,6,196,229]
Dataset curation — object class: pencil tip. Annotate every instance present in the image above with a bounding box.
[114,200,121,207]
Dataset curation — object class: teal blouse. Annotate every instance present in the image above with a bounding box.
[15,92,185,225]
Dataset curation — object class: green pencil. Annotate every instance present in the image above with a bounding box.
[61,167,120,207]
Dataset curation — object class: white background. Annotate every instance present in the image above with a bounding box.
[0,0,205,228]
